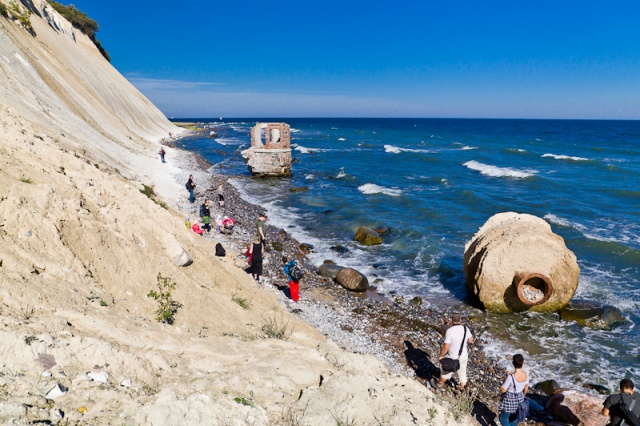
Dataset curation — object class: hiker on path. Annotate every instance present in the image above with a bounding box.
[282,256,300,302]
[159,147,166,163]
[249,236,264,283]
[435,313,473,390]
[498,354,543,426]
[256,213,267,243]
[186,174,196,204]
[217,182,225,207]
[602,379,640,426]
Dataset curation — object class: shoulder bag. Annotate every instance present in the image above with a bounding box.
[440,325,467,373]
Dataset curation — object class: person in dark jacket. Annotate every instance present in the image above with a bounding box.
[602,379,640,426]
[249,236,264,283]
[186,174,196,203]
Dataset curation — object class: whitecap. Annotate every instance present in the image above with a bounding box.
[461,146,477,150]
[463,161,536,178]
[544,214,573,228]
[358,183,402,197]
[384,145,402,154]
[338,137,346,141]
[290,128,301,133]
[336,168,347,179]
[295,146,312,154]
[542,153,589,161]
[305,174,315,180]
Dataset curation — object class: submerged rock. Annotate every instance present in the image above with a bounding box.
[375,226,390,235]
[533,379,560,396]
[289,186,308,193]
[354,226,382,246]
[463,212,580,313]
[330,245,350,254]
[559,300,626,330]
[336,268,369,292]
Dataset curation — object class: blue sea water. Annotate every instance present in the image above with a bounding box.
[177,118,640,391]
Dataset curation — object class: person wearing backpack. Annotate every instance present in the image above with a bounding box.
[200,200,211,232]
[185,175,196,204]
[159,147,166,163]
[602,379,640,426]
[282,256,302,302]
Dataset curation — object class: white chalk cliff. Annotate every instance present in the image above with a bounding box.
[0,2,472,424]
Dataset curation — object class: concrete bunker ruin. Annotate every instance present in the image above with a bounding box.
[241,123,292,177]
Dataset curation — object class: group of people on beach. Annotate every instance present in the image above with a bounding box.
[185,176,301,303]
[435,313,640,425]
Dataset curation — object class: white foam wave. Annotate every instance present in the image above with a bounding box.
[384,144,432,154]
[544,214,573,228]
[214,138,243,146]
[305,174,315,180]
[290,128,301,133]
[358,183,403,197]
[461,146,477,150]
[463,161,536,178]
[338,137,346,141]
[542,153,589,161]
[336,168,347,179]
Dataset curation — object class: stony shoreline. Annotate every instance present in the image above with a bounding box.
[165,131,553,425]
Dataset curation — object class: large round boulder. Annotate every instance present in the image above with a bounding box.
[463,212,580,313]
[318,261,345,280]
[559,300,626,330]
[354,226,382,246]
[336,268,369,292]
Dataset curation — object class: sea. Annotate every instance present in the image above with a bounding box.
[175,118,640,393]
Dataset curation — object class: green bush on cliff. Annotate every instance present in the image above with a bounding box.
[47,1,110,62]
[7,2,34,34]
[0,3,8,18]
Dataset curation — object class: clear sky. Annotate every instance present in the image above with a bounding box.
[68,0,640,119]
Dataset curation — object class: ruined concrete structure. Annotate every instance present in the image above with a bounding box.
[241,123,292,177]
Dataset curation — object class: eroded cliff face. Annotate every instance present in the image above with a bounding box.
[0,0,179,170]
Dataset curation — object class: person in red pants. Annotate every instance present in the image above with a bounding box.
[282,256,300,302]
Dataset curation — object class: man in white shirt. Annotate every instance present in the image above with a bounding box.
[436,313,473,389]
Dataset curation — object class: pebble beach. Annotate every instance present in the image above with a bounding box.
[165,129,554,425]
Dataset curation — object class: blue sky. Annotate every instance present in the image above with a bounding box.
[68,0,640,119]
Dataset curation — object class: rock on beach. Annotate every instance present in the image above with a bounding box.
[336,268,369,292]
[464,212,580,313]
[354,226,382,246]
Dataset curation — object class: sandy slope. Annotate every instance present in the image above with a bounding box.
[0,2,473,424]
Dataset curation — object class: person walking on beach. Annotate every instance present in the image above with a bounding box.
[159,147,166,163]
[249,236,264,283]
[186,174,196,204]
[498,354,543,426]
[282,256,300,302]
[602,379,640,426]
[200,200,211,232]
[256,213,267,243]
[436,313,473,390]
[217,182,225,207]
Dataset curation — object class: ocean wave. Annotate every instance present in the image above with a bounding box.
[542,153,590,161]
[545,214,640,247]
[384,144,432,154]
[544,214,573,228]
[461,146,477,150]
[358,183,403,197]
[290,128,301,133]
[463,160,536,178]
[338,137,346,141]
[336,168,347,179]
[214,138,244,146]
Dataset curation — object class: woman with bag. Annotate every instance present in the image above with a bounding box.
[498,354,542,425]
